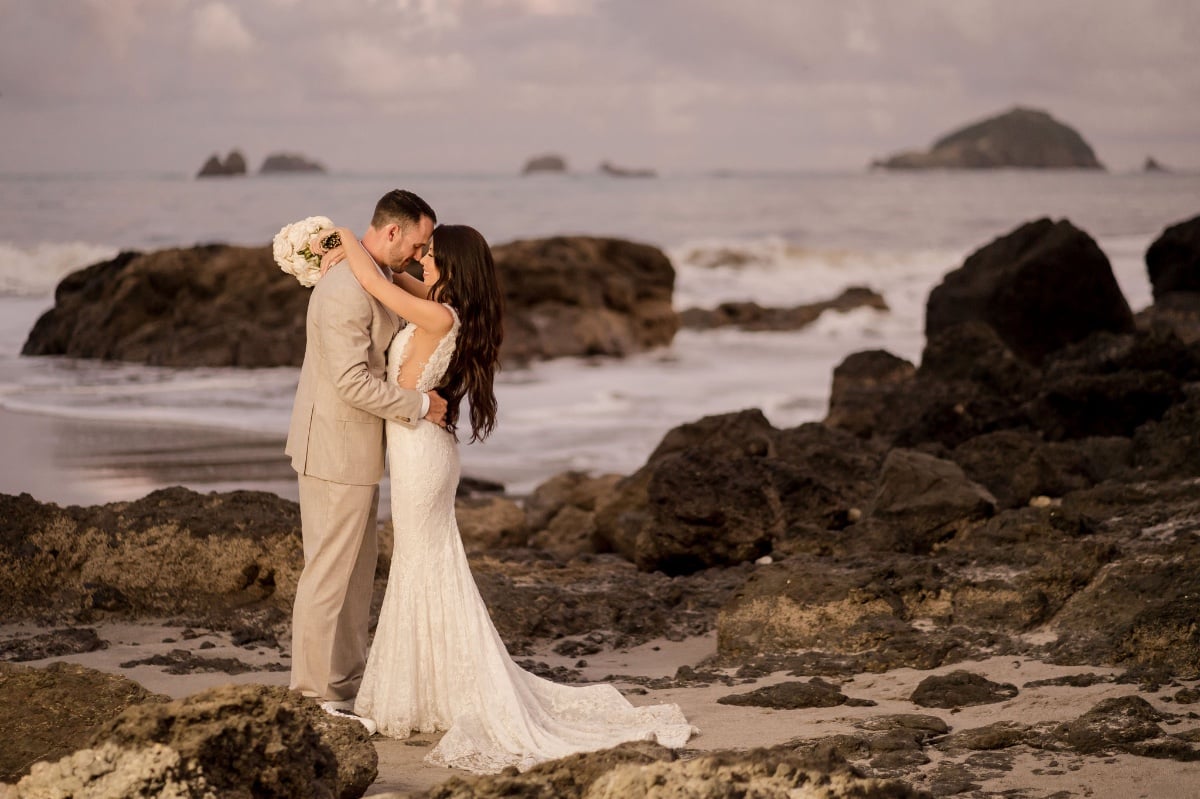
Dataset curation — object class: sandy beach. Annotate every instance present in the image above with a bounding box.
[4,619,1198,798]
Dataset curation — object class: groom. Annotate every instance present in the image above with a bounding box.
[285,189,446,728]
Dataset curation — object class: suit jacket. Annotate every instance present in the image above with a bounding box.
[285,263,424,485]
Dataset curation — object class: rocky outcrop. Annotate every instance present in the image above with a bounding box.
[598,161,656,178]
[12,684,376,799]
[260,152,326,173]
[421,741,925,799]
[23,236,680,368]
[0,487,304,628]
[0,661,167,784]
[873,107,1103,170]
[196,150,247,177]
[494,236,679,363]
[926,218,1134,364]
[1144,156,1168,172]
[679,287,887,331]
[21,246,311,367]
[522,154,568,174]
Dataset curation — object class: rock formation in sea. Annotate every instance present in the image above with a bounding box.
[1144,156,1168,172]
[521,153,568,174]
[21,236,679,368]
[196,150,248,177]
[679,286,888,331]
[872,107,1104,170]
[599,160,656,177]
[259,152,326,174]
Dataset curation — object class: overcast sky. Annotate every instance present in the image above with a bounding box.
[4,0,1199,175]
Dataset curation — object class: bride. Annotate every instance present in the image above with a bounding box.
[315,224,696,774]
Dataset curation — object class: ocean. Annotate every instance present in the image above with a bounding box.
[1,169,1197,505]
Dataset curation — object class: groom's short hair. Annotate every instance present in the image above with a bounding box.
[372,189,436,230]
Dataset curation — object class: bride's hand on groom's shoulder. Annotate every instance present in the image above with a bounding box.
[319,246,346,277]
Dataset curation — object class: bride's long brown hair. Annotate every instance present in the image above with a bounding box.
[428,225,503,442]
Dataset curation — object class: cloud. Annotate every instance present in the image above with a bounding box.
[192,2,255,54]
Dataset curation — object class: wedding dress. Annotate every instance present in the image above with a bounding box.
[354,306,696,774]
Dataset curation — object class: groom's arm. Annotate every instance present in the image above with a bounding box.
[312,271,425,427]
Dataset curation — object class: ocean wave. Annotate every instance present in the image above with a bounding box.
[0,241,117,297]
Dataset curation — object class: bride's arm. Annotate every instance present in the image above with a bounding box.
[330,227,453,334]
[390,269,434,299]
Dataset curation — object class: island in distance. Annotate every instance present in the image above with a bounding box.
[196,150,325,178]
[872,106,1104,170]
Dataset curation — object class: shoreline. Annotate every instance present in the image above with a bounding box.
[0,405,298,508]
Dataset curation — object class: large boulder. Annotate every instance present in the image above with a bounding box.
[494,236,678,363]
[23,236,679,368]
[593,410,783,574]
[824,350,916,439]
[926,218,1134,365]
[873,107,1104,170]
[859,449,997,554]
[1146,213,1200,299]
[22,246,310,367]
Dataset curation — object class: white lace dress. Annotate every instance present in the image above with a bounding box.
[354,306,696,774]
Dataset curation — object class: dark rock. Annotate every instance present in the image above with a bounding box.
[1023,673,1113,689]
[873,107,1104,170]
[118,648,287,675]
[862,449,996,553]
[0,661,167,784]
[594,410,783,574]
[824,349,917,439]
[717,678,875,709]
[938,721,1029,752]
[0,628,107,662]
[1146,213,1200,299]
[493,236,678,363]
[471,553,748,655]
[1117,594,1200,680]
[926,218,1133,365]
[1136,291,1200,344]
[1133,388,1200,476]
[196,149,247,177]
[948,430,1117,509]
[22,245,311,367]
[910,671,1018,708]
[1042,695,1196,759]
[680,287,888,332]
[1144,156,1169,173]
[259,152,325,173]
[522,154,568,174]
[598,160,655,178]
[769,423,885,550]
[89,683,376,799]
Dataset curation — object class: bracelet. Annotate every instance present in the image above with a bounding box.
[320,231,342,251]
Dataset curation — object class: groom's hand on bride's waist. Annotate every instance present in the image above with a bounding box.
[424,391,448,427]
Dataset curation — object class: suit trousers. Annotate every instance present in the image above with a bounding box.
[290,473,380,701]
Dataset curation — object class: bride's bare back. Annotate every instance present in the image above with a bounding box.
[394,325,445,391]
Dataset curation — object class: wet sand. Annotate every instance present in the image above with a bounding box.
[0,405,296,507]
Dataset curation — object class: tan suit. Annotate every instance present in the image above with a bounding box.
[286,263,423,701]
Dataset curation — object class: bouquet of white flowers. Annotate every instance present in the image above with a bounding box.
[272,215,334,287]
